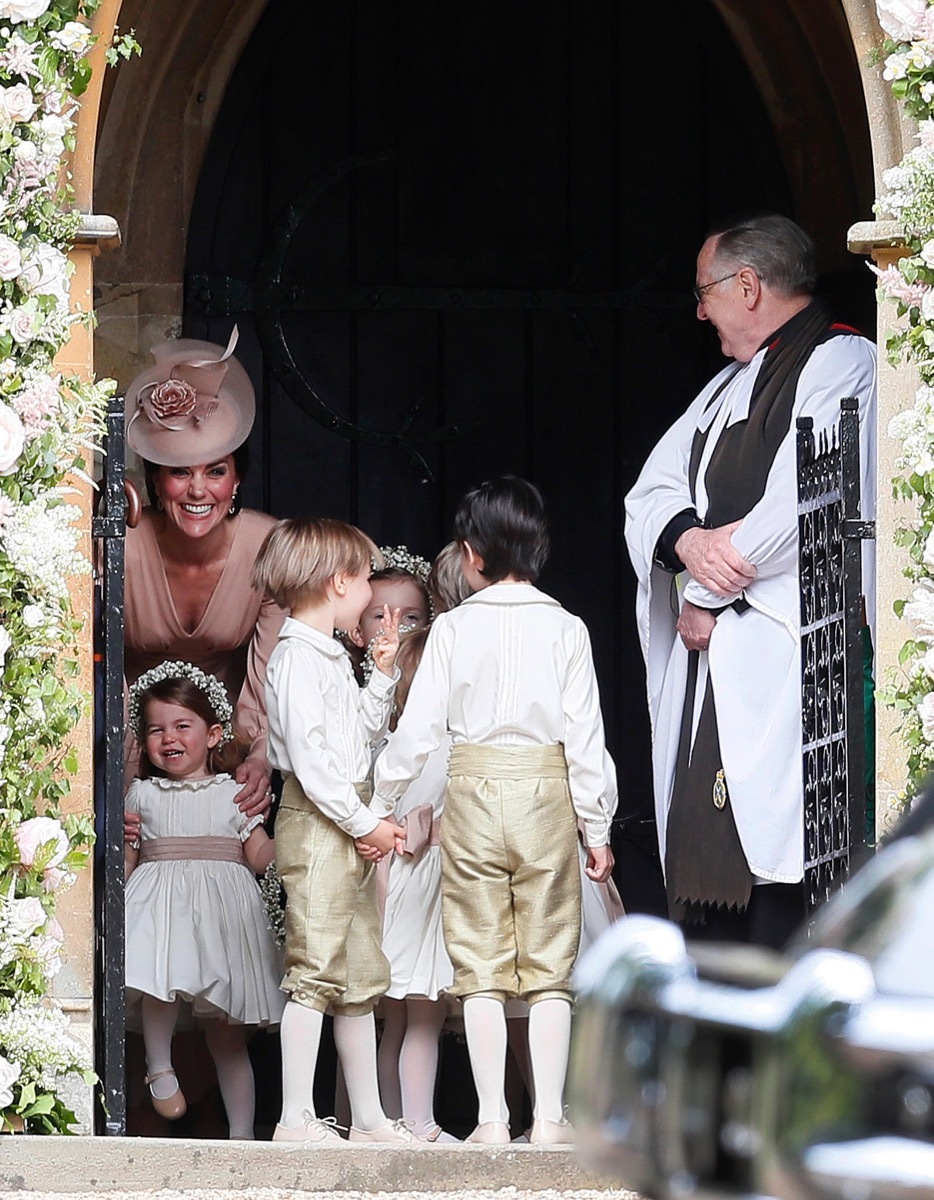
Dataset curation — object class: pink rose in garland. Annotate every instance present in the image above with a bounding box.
[877,0,932,43]
[14,816,68,870]
[0,0,50,25]
[0,401,24,475]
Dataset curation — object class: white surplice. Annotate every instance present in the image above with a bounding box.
[625,333,876,884]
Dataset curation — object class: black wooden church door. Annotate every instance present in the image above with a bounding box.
[184,0,795,910]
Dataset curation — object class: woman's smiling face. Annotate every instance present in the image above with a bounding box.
[152,456,239,539]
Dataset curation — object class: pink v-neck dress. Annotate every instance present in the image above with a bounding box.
[124,508,285,777]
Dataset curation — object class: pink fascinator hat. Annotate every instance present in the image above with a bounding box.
[124,326,255,467]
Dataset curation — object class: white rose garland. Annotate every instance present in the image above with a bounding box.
[873,0,934,795]
[0,0,140,1134]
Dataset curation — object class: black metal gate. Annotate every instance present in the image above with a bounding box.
[92,398,127,1134]
[797,396,874,915]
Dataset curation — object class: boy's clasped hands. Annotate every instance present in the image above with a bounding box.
[357,603,406,863]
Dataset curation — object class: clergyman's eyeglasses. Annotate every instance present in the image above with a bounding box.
[692,272,738,304]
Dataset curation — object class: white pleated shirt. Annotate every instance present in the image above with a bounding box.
[266,617,397,840]
[373,583,616,847]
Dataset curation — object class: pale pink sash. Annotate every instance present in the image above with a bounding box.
[399,804,441,856]
[139,836,246,865]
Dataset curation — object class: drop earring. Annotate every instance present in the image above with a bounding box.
[229,491,238,515]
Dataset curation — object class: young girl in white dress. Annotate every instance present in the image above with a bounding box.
[124,661,284,1139]
[368,547,467,1142]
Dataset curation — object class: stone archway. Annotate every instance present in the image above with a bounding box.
[93,0,900,387]
[77,0,913,1133]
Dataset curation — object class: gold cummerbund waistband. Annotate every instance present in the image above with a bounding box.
[282,774,372,806]
[448,743,568,780]
[139,836,246,865]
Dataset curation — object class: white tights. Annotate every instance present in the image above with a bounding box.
[463,995,509,1125]
[527,997,571,1123]
[377,996,449,1137]
[278,1000,390,1133]
[463,995,572,1126]
[140,995,256,1139]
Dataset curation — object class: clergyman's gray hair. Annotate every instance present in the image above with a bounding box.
[709,214,817,297]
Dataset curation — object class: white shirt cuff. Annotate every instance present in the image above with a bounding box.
[369,793,396,819]
[339,809,381,839]
[582,818,611,849]
[368,664,400,693]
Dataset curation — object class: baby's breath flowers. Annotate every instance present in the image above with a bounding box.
[259,862,286,947]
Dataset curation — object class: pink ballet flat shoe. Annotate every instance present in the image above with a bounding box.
[272,1111,345,1143]
[348,1118,422,1145]
[529,1117,575,1145]
[144,1069,187,1121]
[465,1121,511,1145]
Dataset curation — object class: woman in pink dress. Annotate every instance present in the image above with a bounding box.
[120,329,285,1136]
[123,329,284,818]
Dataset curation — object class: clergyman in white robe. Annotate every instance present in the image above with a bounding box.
[625,306,875,938]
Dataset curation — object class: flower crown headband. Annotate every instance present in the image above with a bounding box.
[127,660,235,746]
[378,545,431,585]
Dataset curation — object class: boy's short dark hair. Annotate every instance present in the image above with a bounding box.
[453,475,549,584]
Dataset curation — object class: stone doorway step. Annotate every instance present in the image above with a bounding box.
[0,1137,632,1196]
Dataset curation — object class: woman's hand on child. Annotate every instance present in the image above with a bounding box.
[124,810,141,850]
[370,605,402,676]
[233,756,274,818]
[585,844,615,884]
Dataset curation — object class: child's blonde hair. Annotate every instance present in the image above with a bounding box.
[394,627,429,716]
[252,517,379,610]
[428,541,474,613]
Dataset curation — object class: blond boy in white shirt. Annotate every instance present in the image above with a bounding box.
[252,517,414,1146]
[370,476,615,1146]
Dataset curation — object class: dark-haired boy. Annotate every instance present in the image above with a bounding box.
[371,475,616,1146]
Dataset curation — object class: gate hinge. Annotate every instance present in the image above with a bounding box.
[842,519,875,540]
[92,516,125,539]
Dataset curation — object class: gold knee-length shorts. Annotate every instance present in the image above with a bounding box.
[276,775,390,1016]
[442,744,581,1004]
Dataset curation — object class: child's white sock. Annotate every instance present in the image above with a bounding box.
[140,995,182,1101]
[399,997,446,1136]
[376,997,406,1119]
[527,997,572,1123]
[205,1020,255,1139]
[278,999,324,1128]
[463,994,509,1125]
[334,1011,386,1131]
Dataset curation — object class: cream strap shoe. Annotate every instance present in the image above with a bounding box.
[465,1121,511,1145]
[529,1117,575,1145]
[348,1118,422,1144]
[272,1111,345,1143]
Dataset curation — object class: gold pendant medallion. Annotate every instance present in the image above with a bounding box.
[712,769,727,810]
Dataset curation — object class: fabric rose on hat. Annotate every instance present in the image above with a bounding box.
[0,402,25,476]
[147,378,198,424]
[14,816,68,869]
[0,0,51,21]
